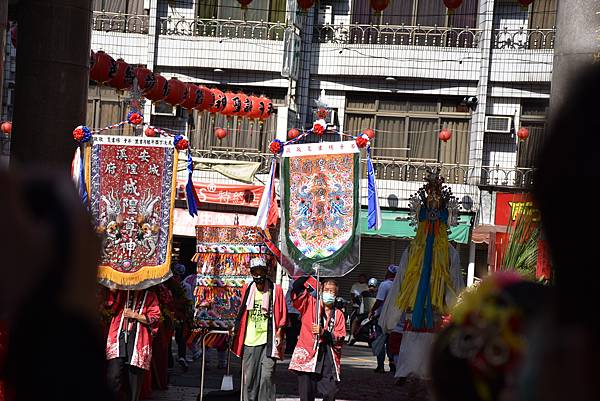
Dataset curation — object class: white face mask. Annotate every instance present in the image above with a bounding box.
[322,292,336,305]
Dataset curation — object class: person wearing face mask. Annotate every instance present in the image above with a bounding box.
[289,276,346,401]
[231,257,287,401]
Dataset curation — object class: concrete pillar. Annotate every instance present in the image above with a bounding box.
[10,0,92,170]
[467,0,495,185]
[549,0,600,113]
[0,0,7,110]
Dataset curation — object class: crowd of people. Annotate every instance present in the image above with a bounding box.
[1,64,600,401]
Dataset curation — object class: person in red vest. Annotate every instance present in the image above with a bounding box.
[289,276,346,401]
[232,257,287,401]
[105,289,161,401]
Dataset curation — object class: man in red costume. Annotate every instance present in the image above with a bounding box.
[232,257,287,401]
[289,276,346,401]
[105,289,161,401]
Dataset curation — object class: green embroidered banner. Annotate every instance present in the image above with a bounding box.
[280,141,361,277]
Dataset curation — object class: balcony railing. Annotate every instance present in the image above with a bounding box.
[314,23,481,48]
[188,148,535,189]
[92,11,149,34]
[493,27,555,49]
[159,17,287,41]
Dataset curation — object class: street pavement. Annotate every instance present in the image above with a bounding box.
[146,341,430,401]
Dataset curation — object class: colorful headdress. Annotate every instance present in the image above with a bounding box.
[250,257,267,270]
[408,167,459,229]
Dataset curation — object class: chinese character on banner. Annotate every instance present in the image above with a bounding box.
[85,136,178,290]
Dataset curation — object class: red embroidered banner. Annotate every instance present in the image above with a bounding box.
[85,135,177,290]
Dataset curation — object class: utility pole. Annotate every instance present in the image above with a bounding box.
[9,0,92,171]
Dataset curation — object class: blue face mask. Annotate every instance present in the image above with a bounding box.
[322,292,336,305]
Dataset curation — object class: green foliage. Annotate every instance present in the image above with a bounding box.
[501,212,540,279]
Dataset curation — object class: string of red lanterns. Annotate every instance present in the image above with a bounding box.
[89,50,273,121]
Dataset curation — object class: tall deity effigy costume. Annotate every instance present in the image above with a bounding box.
[379,168,464,379]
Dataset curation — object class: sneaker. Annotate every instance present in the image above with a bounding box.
[374,367,385,373]
[178,357,189,371]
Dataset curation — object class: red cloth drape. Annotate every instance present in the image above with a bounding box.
[140,323,173,400]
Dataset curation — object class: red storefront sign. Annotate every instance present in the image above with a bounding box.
[494,193,540,226]
[177,181,264,207]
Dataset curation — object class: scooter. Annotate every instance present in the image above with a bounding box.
[352,315,377,346]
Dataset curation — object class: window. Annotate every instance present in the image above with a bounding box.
[351,0,478,27]
[197,0,286,22]
[528,0,556,49]
[93,0,145,14]
[349,0,478,46]
[345,94,471,182]
[518,99,548,168]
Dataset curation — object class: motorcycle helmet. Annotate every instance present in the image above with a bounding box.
[368,278,379,288]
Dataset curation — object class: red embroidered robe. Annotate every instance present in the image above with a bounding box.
[288,278,346,381]
[232,280,287,359]
[105,290,160,371]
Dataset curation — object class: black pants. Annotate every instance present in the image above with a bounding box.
[285,314,301,354]
[297,347,338,401]
[175,322,187,359]
[107,357,145,401]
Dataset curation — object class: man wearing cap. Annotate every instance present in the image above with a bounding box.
[369,265,397,373]
[232,257,287,401]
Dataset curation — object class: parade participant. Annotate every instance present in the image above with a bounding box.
[106,288,161,401]
[232,257,287,401]
[369,265,397,373]
[289,276,346,401]
[285,278,302,355]
[430,273,552,401]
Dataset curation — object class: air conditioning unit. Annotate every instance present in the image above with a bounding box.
[485,116,512,133]
[317,5,333,25]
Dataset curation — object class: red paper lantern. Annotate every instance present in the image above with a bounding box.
[1,121,12,135]
[363,128,375,139]
[517,127,529,141]
[164,77,187,106]
[439,128,452,142]
[370,0,389,12]
[134,67,155,93]
[297,0,315,10]
[234,92,249,117]
[195,85,214,112]
[222,91,238,116]
[108,59,134,90]
[260,97,273,120]
[209,88,226,114]
[443,0,463,10]
[180,83,201,110]
[143,73,168,102]
[89,50,117,84]
[246,95,262,119]
[145,127,156,137]
[517,0,534,7]
[215,127,228,140]
[237,0,253,7]
[288,128,300,140]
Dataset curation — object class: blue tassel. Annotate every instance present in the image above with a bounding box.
[79,146,89,207]
[185,148,199,217]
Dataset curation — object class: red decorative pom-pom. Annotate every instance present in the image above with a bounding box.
[175,138,189,150]
[356,136,368,148]
[269,140,283,154]
[128,112,143,125]
[313,123,325,136]
[316,107,328,119]
[145,127,156,137]
[73,127,84,141]
[1,121,12,135]
[363,128,375,139]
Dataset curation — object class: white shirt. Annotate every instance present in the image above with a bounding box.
[350,282,369,297]
[374,279,394,316]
